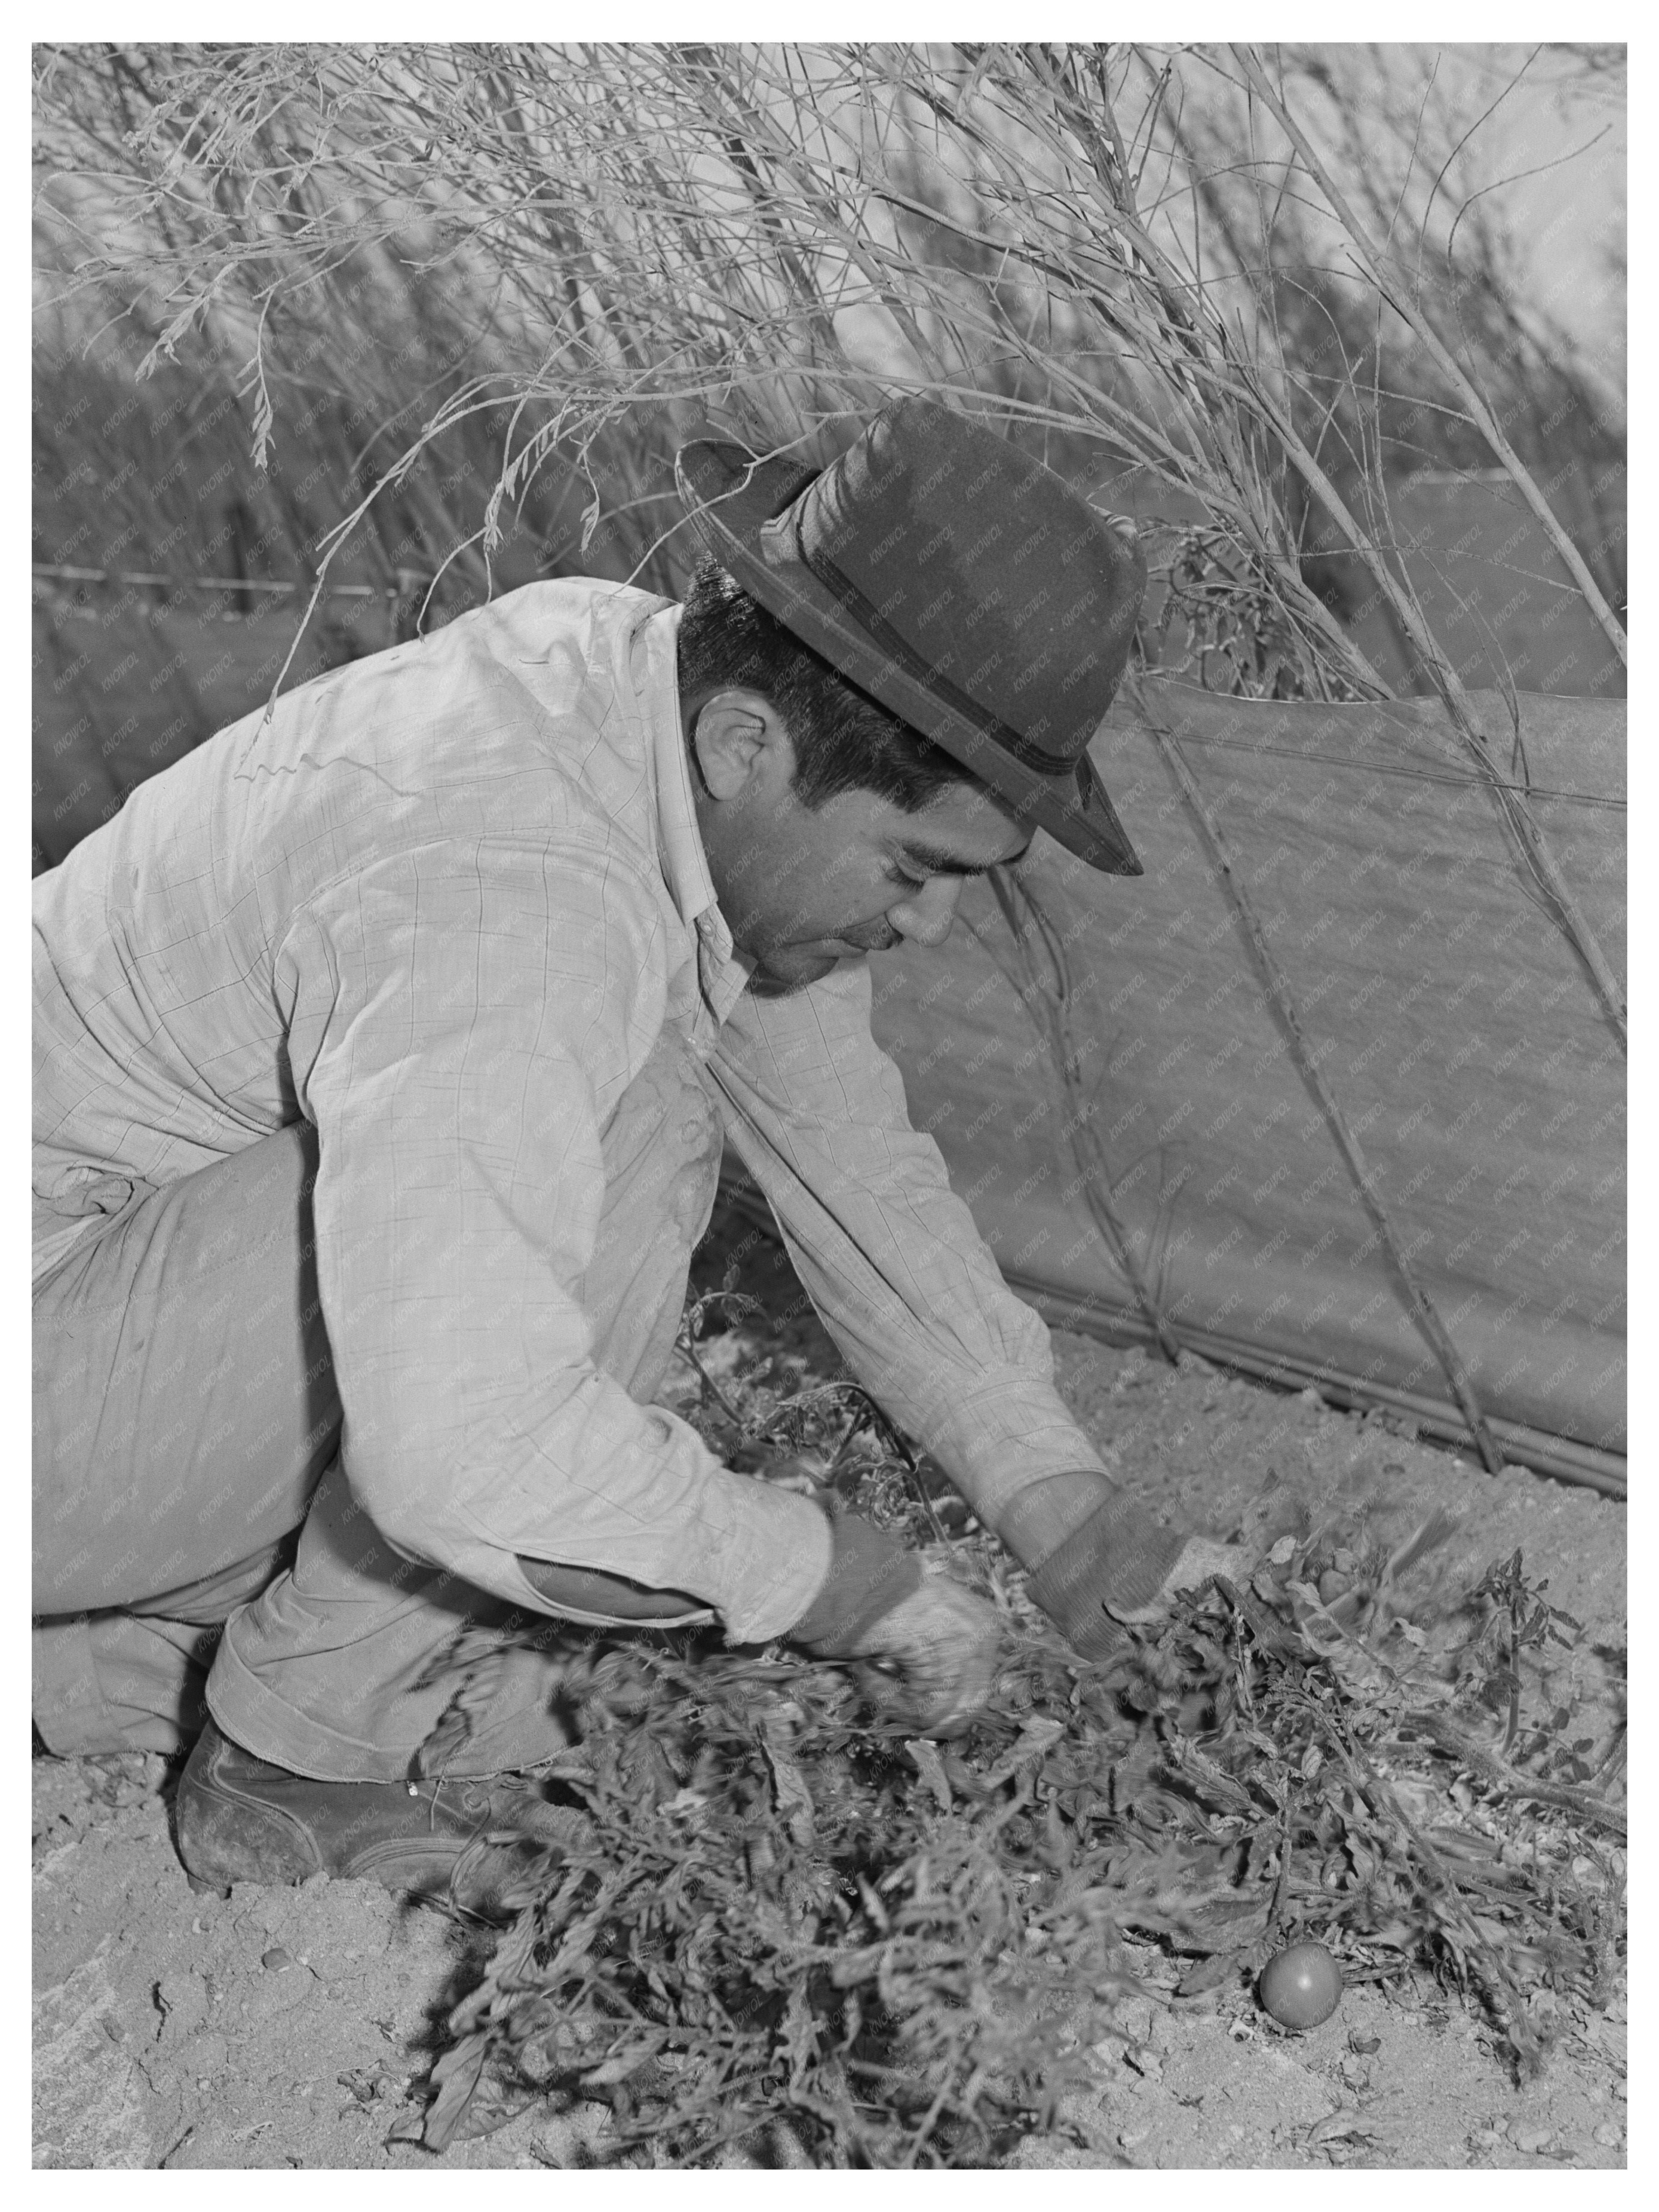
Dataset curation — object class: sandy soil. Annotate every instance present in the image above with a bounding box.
[33,1199,1626,2171]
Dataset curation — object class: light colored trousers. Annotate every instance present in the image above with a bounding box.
[32,1033,725,1780]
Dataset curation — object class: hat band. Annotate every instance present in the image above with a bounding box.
[783,498,1080,781]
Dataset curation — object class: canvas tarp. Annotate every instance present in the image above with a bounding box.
[849,679,1625,1491]
[36,596,1625,1487]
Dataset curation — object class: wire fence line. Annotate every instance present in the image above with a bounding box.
[33,560,1623,813]
[33,561,428,603]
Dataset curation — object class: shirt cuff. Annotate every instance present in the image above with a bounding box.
[488,1468,834,1648]
[896,1366,1113,1529]
[701,1470,837,1643]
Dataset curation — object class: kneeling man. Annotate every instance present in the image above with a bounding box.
[34,398,1216,1910]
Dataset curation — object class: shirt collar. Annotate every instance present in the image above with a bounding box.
[629,600,743,973]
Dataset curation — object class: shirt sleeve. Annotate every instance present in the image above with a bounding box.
[277,835,828,1643]
[707,954,1111,1534]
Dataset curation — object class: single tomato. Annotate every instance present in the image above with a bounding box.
[1258,1940,1344,2028]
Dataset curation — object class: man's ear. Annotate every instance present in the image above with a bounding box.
[689,689,793,803]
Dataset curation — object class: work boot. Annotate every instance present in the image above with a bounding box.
[175,1719,585,1921]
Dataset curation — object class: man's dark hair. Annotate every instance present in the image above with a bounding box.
[675,558,982,814]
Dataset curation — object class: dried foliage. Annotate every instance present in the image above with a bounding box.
[409,1304,1625,2167]
[33,43,1624,688]
[33,43,1626,1028]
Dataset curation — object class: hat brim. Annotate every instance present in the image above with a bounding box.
[676,436,1143,876]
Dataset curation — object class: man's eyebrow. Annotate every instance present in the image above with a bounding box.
[896,834,1032,876]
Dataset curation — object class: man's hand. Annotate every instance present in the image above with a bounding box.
[785,1507,1003,1737]
[999,1468,1251,1660]
[839,1578,1004,1738]
[1101,1533,1243,1628]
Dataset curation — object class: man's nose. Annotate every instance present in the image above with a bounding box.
[889,874,965,948]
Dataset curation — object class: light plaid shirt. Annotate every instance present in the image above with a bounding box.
[33,580,1108,1640]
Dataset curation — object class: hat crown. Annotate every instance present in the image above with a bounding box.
[765,398,1145,771]
[674,395,1147,872]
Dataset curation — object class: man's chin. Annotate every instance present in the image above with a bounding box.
[747,945,858,996]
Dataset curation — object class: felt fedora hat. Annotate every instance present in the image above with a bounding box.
[675,395,1147,874]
